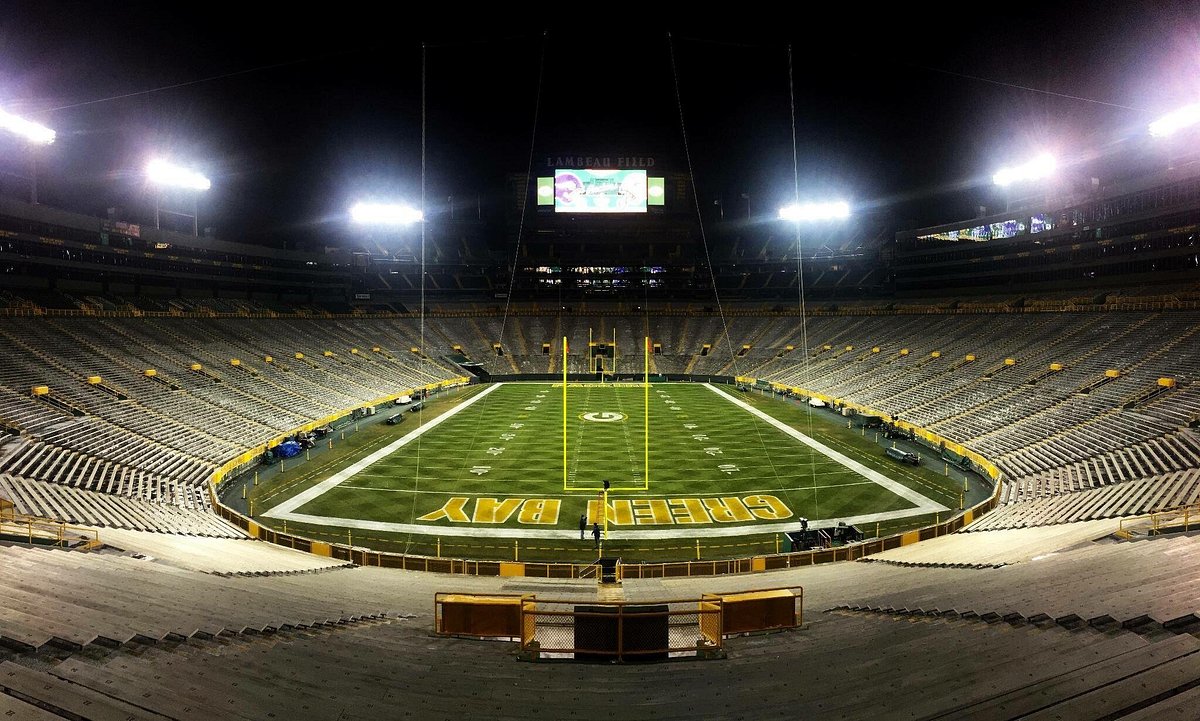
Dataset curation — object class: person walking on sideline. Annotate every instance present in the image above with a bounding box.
[592,522,601,549]
[579,514,587,540]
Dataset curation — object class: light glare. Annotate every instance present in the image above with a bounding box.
[350,202,423,225]
[778,200,851,221]
[992,153,1056,187]
[147,159,211,191]
[1149,102,1200,138]
[0,107,55,144]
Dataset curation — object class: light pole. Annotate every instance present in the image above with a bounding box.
[1149,102,1200,170]
[1149,102,1200,139]
[779,200,852,268]
[146,158,211,236]
[991,153,1056,212]
[778,200,852,273]
[779,198,851,523]
[0,107,56,204]
[778,200,852,280]
[350,201,424,256]
[350,202,423,226]
[778,201,850,223]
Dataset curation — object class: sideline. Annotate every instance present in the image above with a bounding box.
[703,383,949,515]
[263,382,949,538]
[262,383,504,518]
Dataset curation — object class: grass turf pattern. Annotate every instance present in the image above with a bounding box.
[271,383,957,535]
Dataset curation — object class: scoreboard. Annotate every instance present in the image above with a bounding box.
[537,169,666,213]
[512,152,697,264]
[532,154,671,216]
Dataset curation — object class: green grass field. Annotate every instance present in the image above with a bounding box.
[252,382,969,562]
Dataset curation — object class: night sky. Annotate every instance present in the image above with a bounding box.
[2,4,1199,248]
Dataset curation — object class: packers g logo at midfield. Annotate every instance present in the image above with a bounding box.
[581,411,627,423]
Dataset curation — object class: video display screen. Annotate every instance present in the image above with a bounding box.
[1030,213,1054,234]
[553,169,647,213]
[647,176,665,206]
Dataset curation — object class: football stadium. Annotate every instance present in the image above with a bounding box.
[3,12,1200,720]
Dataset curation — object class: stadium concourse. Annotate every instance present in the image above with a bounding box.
[0,297,1198,717]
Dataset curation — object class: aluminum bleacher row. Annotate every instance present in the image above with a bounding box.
[1,527,1200,718]
[756,310,1200,529]
[0,474,240,536]
[0,306,1196,717]
[0,315,462,535]
[0,308,1199,536]
[970,470,1200,531]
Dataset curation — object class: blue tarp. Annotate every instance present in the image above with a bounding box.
[276,441,302,458]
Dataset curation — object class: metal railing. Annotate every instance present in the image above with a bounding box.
[0,506,102,550]
[521,599,722,661]
[217,491,999,578]
[211,374,1002,576]
[3,298,1198,321]
[1116,500,1200,537]
[433,586,802,662]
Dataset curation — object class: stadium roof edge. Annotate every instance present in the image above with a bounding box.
[898,158,1200,240]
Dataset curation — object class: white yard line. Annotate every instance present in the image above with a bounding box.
[262,382,503,518]
[338,480,875,495]
[258,508,938,540]
[264,382,951,538]
[703,383,948,514]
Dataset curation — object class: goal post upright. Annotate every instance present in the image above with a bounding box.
[644,335,650,490]
[562,336,568,491]
[561,334,651,494]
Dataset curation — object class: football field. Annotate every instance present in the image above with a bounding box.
[258,382,957,558]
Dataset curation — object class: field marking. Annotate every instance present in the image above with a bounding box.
[262,382,503,518]
[555,470,859,486]
[265,382,952,538]
[261,509,932,540]
[703,383,949,514]
[338,480,876,495]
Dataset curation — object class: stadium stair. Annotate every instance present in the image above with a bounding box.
[511,314,530,356]
[95,528,354,576]
[0,614,402,720]
[823,605,1200,719]
[0,545,396,656]
[0,601,1179,721]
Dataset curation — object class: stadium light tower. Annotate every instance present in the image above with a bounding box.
[991,153,1056,187]
[349,202,423,226]
[777,200,852,263]
[1148,102,1200,138]
[0,107,56,145]
[777,200,851,222]
[349,201,424,261]
[146,158,211,236]
[0,106,56,204]
[992,153,1057,212]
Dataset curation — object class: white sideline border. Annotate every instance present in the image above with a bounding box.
[703,383,949,514]
[264,382,950,539]
[262,383,503,518]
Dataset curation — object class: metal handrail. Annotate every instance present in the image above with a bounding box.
[1116,500,1200,537]
[0,508,102,550]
